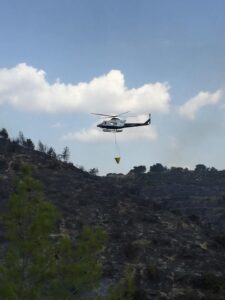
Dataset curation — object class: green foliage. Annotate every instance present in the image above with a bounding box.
[128,166,146,175]
[170,167,185,174]
[106,266,146,300]
[46,227,107,300]
[149,163,167,173]
[199,273,225,293]
[0,165,59,300]
[0,164,107,300]
[194,164,208,173]
[146,264,160,281]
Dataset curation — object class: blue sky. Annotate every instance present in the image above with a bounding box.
[0,0,225,174]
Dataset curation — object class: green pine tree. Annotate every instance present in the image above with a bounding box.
[0,164,107,300]
[106,266,146,300]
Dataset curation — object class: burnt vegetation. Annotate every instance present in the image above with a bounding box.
[1,128,225,299]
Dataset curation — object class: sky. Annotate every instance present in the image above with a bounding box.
[0,0,225,174]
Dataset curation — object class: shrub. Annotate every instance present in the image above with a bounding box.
[194,273,225,293]
[146,264,160,281]
[107,266,147,300]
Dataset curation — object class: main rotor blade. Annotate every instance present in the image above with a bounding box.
[91,111,130,118]
[91,113,114,117]
[116,111,130,117]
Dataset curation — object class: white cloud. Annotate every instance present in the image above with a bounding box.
[179,90,223,120]
[0,63,171,114]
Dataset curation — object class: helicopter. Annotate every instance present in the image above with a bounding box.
[91,112,151,132]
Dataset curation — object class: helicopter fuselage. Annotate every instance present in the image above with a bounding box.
[97,117,125,131]
[97,115,151,132]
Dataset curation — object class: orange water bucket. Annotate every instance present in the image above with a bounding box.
[114,157,121,164]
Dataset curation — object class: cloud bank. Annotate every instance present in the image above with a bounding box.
[0,63,171,114]
[2,63,224,150]
[179,90,223,120]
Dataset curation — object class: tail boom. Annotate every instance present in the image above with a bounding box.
[124,114,151,128]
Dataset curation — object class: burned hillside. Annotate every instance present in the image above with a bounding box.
[1,134,225,299]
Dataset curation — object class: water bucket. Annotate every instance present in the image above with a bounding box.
[114,157,121,164]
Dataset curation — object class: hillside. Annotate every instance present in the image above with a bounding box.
[1,136,225,299]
